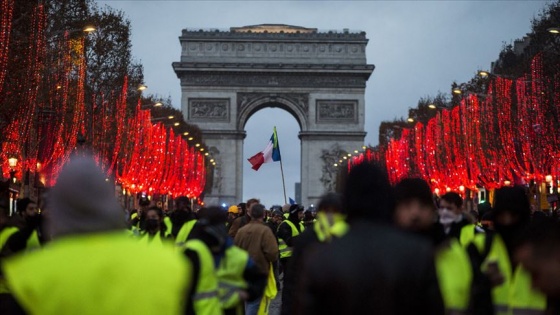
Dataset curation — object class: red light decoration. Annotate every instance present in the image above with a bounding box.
[352,53,558,192]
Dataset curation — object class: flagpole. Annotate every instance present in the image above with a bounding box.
[279,156,287,205]
[275,126,288,205]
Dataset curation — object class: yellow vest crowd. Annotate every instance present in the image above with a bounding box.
[0,156,558,315]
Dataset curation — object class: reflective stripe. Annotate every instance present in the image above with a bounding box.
[193,290,218,301]
[511,309,546,315]
[218,283,238,304]
[279,247,293,253]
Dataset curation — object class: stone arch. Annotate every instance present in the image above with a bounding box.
[237,94,309,131]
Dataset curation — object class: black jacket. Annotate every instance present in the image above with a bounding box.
[277,217,302,248]
[295,221,445,315]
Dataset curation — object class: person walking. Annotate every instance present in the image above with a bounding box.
[283,192,348,315]
[393,178,474,314]
[295,162,445,315]
[234,204,278,315]
[2,155,192,315]
[472,186,547,315]
[228,198,259,239]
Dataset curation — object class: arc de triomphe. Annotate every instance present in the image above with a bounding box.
[173,24,374,207]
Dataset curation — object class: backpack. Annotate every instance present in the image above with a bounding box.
[466,232,495,315]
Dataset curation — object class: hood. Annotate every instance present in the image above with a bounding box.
[48,155,126,238]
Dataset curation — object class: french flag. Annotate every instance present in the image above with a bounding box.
[248,127,282,171]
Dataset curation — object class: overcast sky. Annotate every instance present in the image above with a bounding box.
[99,0,552,207]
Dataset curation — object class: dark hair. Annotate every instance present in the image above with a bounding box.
[250,204,265,219]
[237,203,247,216]
[175,196,190,208]
[197,206,227,226]
[138,196,150,207]
[477,201,493,218]
[493,186,531,223]
[246,198,260,209]
[394,178,434,209]
[343,162,394,223]
[317,193,343,213]
[520,218,560,257]
[440,192,463,208]
[146,206,163,218]
[16,198,35,213]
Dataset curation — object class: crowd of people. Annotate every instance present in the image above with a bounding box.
[1,155,560,315]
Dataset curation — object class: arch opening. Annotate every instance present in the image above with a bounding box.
[243,107,301,207]
[238,97,308,131]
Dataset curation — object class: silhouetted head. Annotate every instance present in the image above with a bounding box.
[343,162,394,224]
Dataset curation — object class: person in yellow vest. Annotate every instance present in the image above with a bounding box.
[139,206,172,246]
[129,195,151,234]
[169,196,197,238]
[276,204,304,271]
[2,155,192,315]
[437,192,472,241]
[284,192,348,315]
[473,185,547,315]
[393,178,472,314]
[188,206,267,315]
[516,219,560,314]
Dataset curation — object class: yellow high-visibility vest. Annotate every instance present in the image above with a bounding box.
[0,226,19,294]
[185,239,223,315]
[313,212,348,243]
[175,219,197,248]
[216,245,249,314]
[278,220,300,259]
[435,238,473,313]
[3,231,191,315]
[473,234,546,315]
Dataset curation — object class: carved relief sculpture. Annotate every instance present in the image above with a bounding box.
[320,145,347,192]
[189,98,229,121]
[316,100,357,122]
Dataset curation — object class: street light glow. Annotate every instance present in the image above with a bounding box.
[547,27,560,34]
[452,87,462,95]
[154,102,163,107]
[428,104,437,109]
[407,117,414,123]
[83,25,96,33]
[478,70,490,77]
[137,84,148,91]
[8,157,18,168]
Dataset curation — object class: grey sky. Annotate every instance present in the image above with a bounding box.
[99,0,552,207]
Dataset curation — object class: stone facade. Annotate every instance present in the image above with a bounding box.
[173,24,374,206]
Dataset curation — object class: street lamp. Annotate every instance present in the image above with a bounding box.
[452,87,462,95]
[151,116,174,122]
[8,156,17,184]
[137,84,148,91]
[428,104,437,109]
[407,117,415,123]
[477,70,490,77]
[547,27,560,34]
[140,102,163,109]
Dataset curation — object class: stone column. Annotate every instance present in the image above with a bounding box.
[202,130,245,207]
